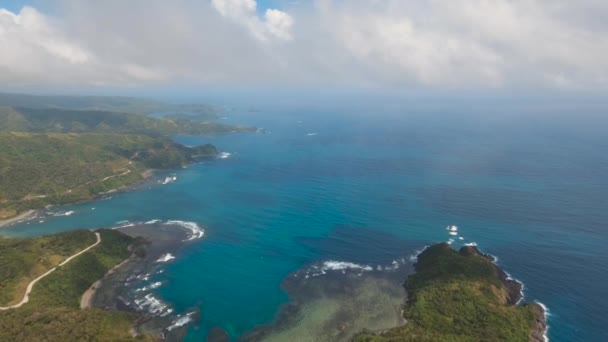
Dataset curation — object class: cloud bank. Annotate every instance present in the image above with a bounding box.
[1,0,607,90]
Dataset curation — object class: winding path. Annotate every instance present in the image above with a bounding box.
[0,232,101,310]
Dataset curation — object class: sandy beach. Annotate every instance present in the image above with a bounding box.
[0,210,37,229]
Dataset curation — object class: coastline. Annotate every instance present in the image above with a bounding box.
[0,209,37,229]
[463,245,548,341]
[85,222,203,340]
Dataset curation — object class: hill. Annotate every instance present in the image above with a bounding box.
[0,229,154,341]
[0,106,254,136]
[356,243,546,341]
[0,92,221,117]
[0,132,217,219]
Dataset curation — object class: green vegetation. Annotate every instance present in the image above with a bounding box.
[356,243,542,342]
[0,229,153,341]
[0,91,222,117]
[0,230,96,305]
[0,132,217,219]
[0,106,255,135]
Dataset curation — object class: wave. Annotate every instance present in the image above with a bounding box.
[307,132,318,136]
[409,245,430,263]
[136,281,163,292]
[167,312,196,332]
[534,301,551,342]
[112,219,205,241]
[47,210,76,217]
[298,257,410,279]
[165,220,205,240]
[160,175,177,185]
[156,253,176,263]
[134,293,171,316]
[219,152,231,159]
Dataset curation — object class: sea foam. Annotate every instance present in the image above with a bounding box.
[156,254,176,263]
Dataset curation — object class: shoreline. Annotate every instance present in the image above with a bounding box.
[80,256,134,309]
[0,169,160,231]
[85,223,203,340]
[0,210,37,229]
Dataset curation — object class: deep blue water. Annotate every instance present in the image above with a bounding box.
[3,103,608,341]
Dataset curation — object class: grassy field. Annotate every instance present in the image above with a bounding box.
[0,230,97,305]
[0,229,154,341]
[356,243,541,342]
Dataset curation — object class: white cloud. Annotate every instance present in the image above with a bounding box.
[211,0,293,41]
[0,0,607,90]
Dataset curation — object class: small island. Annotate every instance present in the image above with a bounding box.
[356,243,547,342]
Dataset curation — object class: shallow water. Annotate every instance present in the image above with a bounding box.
[3,103,608,341]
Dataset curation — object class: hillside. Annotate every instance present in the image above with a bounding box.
[0,92,221,118]
[0,106,255,136]
[0,229,154,341]
[356,243,546,341]
[0,132,217,219]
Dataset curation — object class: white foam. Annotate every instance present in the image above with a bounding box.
[48,210,76,217]
[464,242,478,247]
[219,152,231,159]
[134,294,169,315]
[447,238,455,245]
[535,301,550,342]
[322,261,373,272]
[156,253,176,263]
[446,225,458,232]
[459,237,464,240]
[167,312,196,331]
[160,175,177,185]
[307,132,318,136]
[165,220,205,240]
[112,219,205,241]
[409,245,430,262]
[136,281,163,292]
[449,231,458,236]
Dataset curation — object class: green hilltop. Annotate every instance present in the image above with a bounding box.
[0,229,153,341]
[356,243,546,342]
[0,93,256,220]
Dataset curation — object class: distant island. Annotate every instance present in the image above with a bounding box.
[0,92,256,222]
[356,243,547,342]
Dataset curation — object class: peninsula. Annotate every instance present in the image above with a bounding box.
[356,243,547,341]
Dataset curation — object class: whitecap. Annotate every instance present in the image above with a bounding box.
[409,245,430,263]
[307,132,318,136]
[219,152,231,159]
[446,225,458,232]
[464,242,478,247]
[136,281,163,292]
[156,253,176,263]
[134,294,169,315]
[144,219,162,224]
[165,220,205,240]
[160,175,177,185]
[167,312,196,331]
[321,261,373,272]
[449,231,458,236]
[534,301,551,342]
[48,210,76,217]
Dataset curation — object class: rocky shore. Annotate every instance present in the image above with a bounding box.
[85,223,201,341]
[461,245,548,341]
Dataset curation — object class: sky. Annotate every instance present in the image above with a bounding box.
[1,0,608,94]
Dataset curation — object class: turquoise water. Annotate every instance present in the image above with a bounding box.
[3,104,608,341]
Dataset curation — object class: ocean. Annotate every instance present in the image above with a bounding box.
[3,101,607,341]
